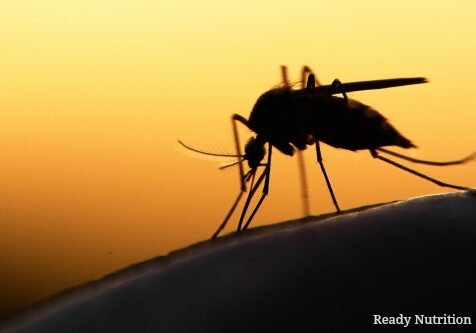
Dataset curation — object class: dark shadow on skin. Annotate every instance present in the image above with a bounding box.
[2,191,476,333]
[0,199,392,323]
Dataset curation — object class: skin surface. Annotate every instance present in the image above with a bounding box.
[2,191,476,333]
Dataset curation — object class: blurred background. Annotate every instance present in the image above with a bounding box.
[1,0,475,320]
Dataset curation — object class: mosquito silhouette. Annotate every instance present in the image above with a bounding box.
[179,66,474,239]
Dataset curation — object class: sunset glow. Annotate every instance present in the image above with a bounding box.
[1,0,475,318]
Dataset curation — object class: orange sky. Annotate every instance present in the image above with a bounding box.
[1,0,475,317]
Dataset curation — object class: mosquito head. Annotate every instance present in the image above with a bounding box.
[244,137,266,169]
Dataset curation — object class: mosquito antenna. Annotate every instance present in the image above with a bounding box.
[178,140,244,158]
[219,159,245,170]
[377,147,475,166]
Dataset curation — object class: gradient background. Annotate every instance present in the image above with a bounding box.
[1,0,475,319]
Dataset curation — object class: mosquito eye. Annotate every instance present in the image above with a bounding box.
[244,137,266,168]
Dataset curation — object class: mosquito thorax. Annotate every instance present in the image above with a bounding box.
[244,137,266,169]
[247,88,295,134]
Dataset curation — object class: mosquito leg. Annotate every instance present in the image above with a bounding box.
[211,171,255,239]
[281,65,291,88]
[211,114,252,239]
[306,74,316,90]
[331,79,348,102]
[232,114,251,191]
[242,144,273,230]
[211,191,244,239]
[377,147,475,166]
[281,66,311,217]
[237,167,268,232]
[296,150,310,216]
[316,141,341,212]
[291,68,312,216]
[370,149,472,191]
[302,66,321,86]
[242,172,268,231]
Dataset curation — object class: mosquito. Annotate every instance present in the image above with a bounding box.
[179,66,474,238]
